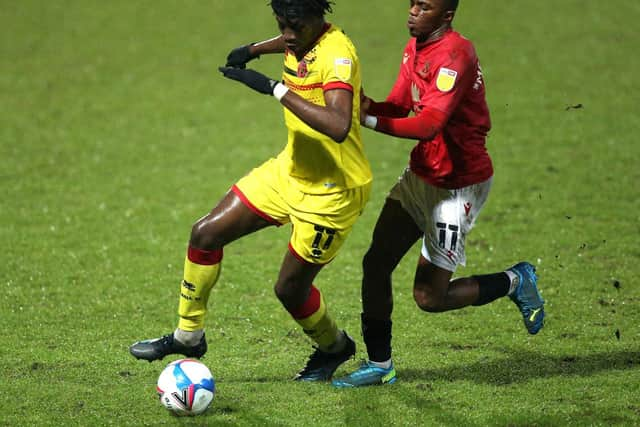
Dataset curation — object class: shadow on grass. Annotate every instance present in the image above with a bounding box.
[400,348,640,385]
[216,348,640,386]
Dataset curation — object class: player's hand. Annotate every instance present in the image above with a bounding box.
[360,91,373,124]
[218,66,278,95]
[225,44,259,69]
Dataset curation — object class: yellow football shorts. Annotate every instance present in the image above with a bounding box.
[233,158,371,264]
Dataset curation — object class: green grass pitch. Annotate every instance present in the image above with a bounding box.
[2,1,639,425]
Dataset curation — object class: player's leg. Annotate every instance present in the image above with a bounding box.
[412,255,472,311]
[130,159,287,361]
[413,256,544,333]
[413,177,544,332]
[333,198,422,387]
[177,188,279,339]
[275,250,355,381]
[129,190,276,361]
[285,186,370,381]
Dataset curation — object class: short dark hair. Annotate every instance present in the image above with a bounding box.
[445,0,459,11]
[270,0,334,20]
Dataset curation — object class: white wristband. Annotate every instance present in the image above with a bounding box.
[273,82,289,101]
[364,115,378,129]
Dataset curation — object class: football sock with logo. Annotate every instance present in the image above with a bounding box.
[472,272,510,306]
[177,246,223,332]
[288,285,342,352]
[361,314,392,363]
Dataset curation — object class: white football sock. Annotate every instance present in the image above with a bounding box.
[369,359,392,369]
[174,328,204,346]
[505,270,519,295]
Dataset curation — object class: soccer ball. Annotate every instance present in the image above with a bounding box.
[157,358,215,416]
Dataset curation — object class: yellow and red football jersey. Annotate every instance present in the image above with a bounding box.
[276,24,372,194]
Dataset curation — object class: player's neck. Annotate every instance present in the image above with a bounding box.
[295,21,329,61]
[417,24,451,45]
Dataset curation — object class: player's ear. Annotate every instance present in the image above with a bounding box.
[444,10,455,24]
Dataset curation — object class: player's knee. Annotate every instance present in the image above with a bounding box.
[190,217,218,250]
[273,280,305,311]
[273,283,288,304]
[413,288,446,312]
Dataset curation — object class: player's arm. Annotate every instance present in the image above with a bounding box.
[250,35,285,55]
[279,88,352,143]
[361,90,411,119]
[364,48,475,141]
[363,107,448,141]
[218,67,352,143]
[225,36,285,68]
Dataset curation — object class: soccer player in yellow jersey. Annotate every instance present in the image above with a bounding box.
[130,0,372,381]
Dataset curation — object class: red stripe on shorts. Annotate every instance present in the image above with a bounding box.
[231,185,282,226]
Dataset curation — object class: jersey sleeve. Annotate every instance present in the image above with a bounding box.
[321,41,356,93]
[419,45,476,116]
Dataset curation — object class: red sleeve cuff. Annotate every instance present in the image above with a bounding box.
[323,82,353,92]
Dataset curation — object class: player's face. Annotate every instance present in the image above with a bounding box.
[275,15,318,57]
[407,0,453,41]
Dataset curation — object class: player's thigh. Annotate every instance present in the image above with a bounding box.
[413,254,454,300]
[191,190,274,248]
[422,178,492,271]
[191,158,291,248]
[233,157,292,224]
[366,198,422,268]
[288,184,370,264]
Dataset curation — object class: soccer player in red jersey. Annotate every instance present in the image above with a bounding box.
[333,0,546,388]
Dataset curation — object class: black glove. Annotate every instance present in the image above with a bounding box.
[225,44,259,69]
[218,66,278,95]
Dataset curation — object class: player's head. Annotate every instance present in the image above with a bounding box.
[408,0,458,42]
[270,0,334,57]
[445,0,459,11]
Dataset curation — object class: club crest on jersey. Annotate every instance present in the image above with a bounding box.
[297,60,308,77]
[334,58,352,81]
[418,61,430,78]
[436,67,457,92]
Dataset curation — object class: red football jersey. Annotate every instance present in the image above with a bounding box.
[385,29,493,188]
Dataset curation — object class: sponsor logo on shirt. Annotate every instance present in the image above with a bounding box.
[436,67,457,92]
[334,58,352,81]
[473,64,484,90]
[411,83,421,104]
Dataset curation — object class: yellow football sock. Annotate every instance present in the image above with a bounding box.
[291,285,340,351]
[177,247,222,331]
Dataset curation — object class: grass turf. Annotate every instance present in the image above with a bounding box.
[1,1,639,425]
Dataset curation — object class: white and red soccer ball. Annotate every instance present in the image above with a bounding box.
[157,359,215,416]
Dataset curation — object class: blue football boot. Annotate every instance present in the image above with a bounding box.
[508,262,545,334]
[332,360,397,388]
